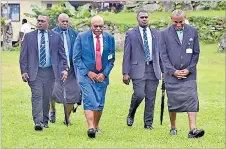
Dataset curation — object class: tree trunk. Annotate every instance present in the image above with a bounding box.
[2,20,13,51]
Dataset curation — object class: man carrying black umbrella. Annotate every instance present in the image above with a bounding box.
[50,13,81,125]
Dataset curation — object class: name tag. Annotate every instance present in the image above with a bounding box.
[186,48,193,53]
[108,54,113,60]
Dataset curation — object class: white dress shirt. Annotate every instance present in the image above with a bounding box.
[93,33,104,59]
[139,26,152,58]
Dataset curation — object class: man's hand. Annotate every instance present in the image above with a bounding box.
[61,70,68,81]
[96,73,105,82]
[123,74,130,85]
[180,69,190,77]
[88,71,98,82]
[22,73,29,82]
[173,70,183,79]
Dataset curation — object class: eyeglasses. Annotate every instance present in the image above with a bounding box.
[93,25,104,29]
[140,16,148,19]
[37,20,47,23]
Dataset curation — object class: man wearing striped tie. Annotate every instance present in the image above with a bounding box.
[122,9,163,130]
[19,14,69,131]
[50,13,81,125]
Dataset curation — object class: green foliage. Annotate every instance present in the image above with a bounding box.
[24,2,96,29]
[1,18,6,34]
[24,2,77,29]
[75,3,91,18]
[214,1,226,10]
[188,16,225,43]
[99,15,225,44]
[175,2,182,10]
[199,1,225,10]
[10,45,21,51]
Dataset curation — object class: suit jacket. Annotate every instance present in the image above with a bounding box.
[52,26,79,75]
[73,29,115,87]
[160,24,200,83]
[122,26,162,80]
[19,29,68,81]
[52,26,78,63]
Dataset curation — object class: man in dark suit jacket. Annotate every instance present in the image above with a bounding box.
[122,9,162,130]
[19,14,68,131]
[73,15,115,138]
[160,9,204,138]
[50,13,81,125]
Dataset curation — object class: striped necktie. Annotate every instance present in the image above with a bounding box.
[39,31,46,66]
[143,28,152,61]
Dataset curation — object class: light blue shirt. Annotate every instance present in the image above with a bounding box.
[176,30,184,44]
[37,30,51,67]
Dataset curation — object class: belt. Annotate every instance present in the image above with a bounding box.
[146,61,153,65]
[39,66,52,69]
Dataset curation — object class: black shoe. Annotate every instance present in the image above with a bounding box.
[87,128,96,138]
[188,128,205,138]
[42,122,49,128]
[95,128,102,134]
[144,125,154,130]
[49,111,56,123]
[34,123,43,131]
[63,119,73,126]
[170,128,177,136]
[127,116,134,126]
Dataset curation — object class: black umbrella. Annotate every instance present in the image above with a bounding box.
[62,81,69,126]
[160,78,166,125]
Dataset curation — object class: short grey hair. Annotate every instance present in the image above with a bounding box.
[58,13,69,21]
[172,9,185,17]
[91,15,104,24]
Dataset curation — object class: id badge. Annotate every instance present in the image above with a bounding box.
[186,48,193,54]
[108,54,113,60]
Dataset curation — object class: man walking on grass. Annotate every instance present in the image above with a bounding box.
[160,9,205,138]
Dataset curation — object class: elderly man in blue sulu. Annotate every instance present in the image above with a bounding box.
[73,15,115,138]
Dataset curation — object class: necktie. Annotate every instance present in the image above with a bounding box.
[39,31,46,66]
[176,30,183,44]
[63,31,70,68]
[96,35,102,71]
[143,28,152,61]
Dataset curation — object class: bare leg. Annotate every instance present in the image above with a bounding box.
[66,104,74,120]
[169,112,176,129]
[50,100,55,112]
[188,112,196,130]
[84,110,95,129]
[94,110,102,128]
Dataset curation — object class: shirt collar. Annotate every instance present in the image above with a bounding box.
[139,26,149,31]
[38,29,47,34]
[59,28,68,34]
[92,33,102,38]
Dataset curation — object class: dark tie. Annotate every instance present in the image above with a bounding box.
[96,35,102,71]
[39,31,46,66]
[143,28,151,61]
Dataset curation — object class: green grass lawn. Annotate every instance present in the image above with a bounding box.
[1,42,225,148]
[100,10,225,24]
